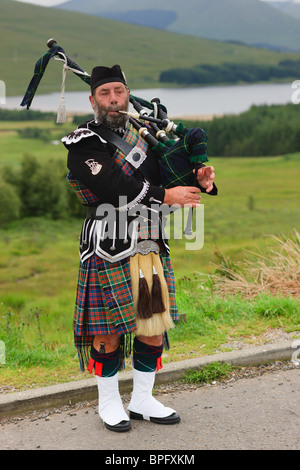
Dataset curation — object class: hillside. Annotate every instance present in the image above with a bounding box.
[2,0,300,99]
[269,1,300,21]
[57,0,300,51]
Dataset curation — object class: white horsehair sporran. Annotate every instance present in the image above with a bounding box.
[130,240,174,336]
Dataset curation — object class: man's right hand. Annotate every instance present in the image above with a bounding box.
[163,186,201,207]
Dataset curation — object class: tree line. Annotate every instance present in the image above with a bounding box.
[184,103,300,157]
[0,103,299,225]
[160,59,300,85]
[0,109,57,121]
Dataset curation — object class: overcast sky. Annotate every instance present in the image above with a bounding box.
[16,0,67,6]
[13,0,300,7]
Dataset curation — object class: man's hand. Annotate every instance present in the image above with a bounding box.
[196,166,215,193]
[163,166,216,206]
[163,186,201,207]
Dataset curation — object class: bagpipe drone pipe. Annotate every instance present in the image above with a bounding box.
[20,38,216,234]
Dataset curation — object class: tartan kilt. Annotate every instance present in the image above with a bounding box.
[73,243,179,371]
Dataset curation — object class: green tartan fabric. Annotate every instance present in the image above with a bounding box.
[159,126,209,188]
[21,46,64,110]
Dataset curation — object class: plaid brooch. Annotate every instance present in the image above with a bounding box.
[113,123,148,174]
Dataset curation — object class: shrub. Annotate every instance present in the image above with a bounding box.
[0,178,21,226]
[17,127,50,141]
[183,103,300,157]
[3,154,70,219]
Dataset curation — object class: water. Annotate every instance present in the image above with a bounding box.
[3,82,295,118]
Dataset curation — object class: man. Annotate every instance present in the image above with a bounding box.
[62,65,216,432]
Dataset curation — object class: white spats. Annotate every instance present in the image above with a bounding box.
[96,373,129,426]
[128,368,175,420]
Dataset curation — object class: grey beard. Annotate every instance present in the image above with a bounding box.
[93,100,129,129]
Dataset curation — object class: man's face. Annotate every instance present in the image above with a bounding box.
[89,82,129,128]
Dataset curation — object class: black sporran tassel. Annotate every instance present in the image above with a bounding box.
[137,269,152,319]
[151,266,166,314]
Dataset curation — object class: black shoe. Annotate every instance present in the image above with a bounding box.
[129,411,181,425]
[104,420,131,432]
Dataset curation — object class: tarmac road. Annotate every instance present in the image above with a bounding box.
[0,367,299,451]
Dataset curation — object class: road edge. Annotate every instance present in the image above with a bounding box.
[0,340,297,418]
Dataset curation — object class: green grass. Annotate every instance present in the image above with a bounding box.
[1,283,298,391]
[181,362,234,384]
[0,122,73,168]
[169,153,300,277]
[0,123,299,391]
[167,282,299,360]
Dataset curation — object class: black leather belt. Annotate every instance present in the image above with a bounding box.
[95,124,134,155]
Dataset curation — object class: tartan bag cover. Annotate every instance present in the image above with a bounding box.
[67,122,179,370]
[158,126,209,188]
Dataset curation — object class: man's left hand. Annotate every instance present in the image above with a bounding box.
[195,166,215,193]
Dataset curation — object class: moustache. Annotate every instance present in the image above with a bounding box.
[106,105,123,112]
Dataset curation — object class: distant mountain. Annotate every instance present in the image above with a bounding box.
[268,1,300,21]
[57,0,300,51]
[3,0,300,98]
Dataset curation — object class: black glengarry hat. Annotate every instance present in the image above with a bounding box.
[90,65,127,91]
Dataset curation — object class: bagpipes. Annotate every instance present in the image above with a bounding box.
[20,38,212,235]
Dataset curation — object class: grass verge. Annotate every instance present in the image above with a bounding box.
[1,271,299,393]
[181,362,234,384]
